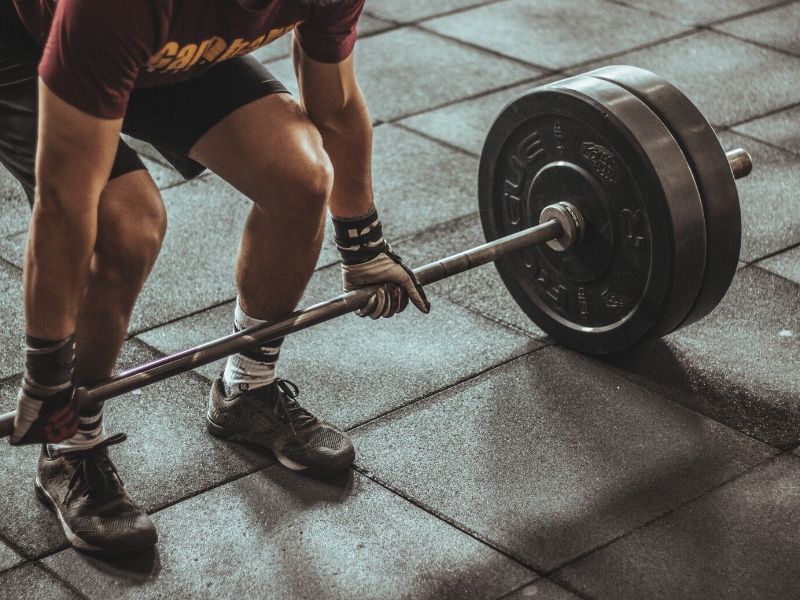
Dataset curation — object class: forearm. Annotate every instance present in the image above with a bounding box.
[314,88,375,219]
[24,193,99,339]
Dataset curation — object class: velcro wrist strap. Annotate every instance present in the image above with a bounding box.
[332,207,388,265]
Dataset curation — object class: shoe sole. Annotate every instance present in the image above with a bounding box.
[34,478,156,557]
[206,415,352,478]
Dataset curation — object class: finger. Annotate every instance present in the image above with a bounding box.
[369,288,387,320]
[400,278,430,314]
[357,293,379,318]
[397,288,409,314]
[382,284,399,318]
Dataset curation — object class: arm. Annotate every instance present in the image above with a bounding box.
[292,38,373,219]
[292,39,428,317]
[26,81,122,339]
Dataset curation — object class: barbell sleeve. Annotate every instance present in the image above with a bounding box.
[0,215,566,439]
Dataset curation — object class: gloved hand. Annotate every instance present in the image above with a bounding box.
[333,206,430,319]
[11,384,79,445]
[342,246,430,318]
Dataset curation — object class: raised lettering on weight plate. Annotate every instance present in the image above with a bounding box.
[554,121,565,156]
[621,209,646,248]
[577,287,590,322]
[537,269,567,310]
[519,131,544,164]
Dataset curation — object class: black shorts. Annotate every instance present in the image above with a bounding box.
[0,1,288,204]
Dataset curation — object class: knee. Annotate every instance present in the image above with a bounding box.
[253,133,334,216]
[94,191,167,291]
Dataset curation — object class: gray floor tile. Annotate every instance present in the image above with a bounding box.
[758,245,800,285]
[603,266,800,448]
[504,578,581,600]
[44,468,533,600]
[0,168,29,238]
[399,80,547,156]
[0,540,22,572]
[0,563,81,600]
[575,30,800,128]
[629,0,784,25]
[556,454,800,600]
[138,262,540,429]
[365,0,490,23]
[719,131,800,262]
[0,340,272,558]
[396,214,547,338]
[0,262,23,381]
[353,347,774,571]
[733,105,800,156]
[717,0,800,52]
[424,0,687,69]
[268,28,539,122]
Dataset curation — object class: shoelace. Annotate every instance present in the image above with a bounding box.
[272,379,317,431]
[63,433,127,504]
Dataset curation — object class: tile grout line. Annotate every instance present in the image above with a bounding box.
[352,463,546,575]
[709,26,800,60]
[726,128,800,160]
[544,451,788,580]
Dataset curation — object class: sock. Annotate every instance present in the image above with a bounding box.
[222,298,284,397]
[12,334,78,444]
[48,403,107,457]
[332,207,388,265]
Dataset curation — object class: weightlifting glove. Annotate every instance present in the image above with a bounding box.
[10,335,80,445]
[333,207,430,319]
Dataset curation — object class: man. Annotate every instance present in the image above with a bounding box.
[1,0,429,556]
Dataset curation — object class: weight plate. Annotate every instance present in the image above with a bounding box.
[478,76,707,354]
[587,65,741,331]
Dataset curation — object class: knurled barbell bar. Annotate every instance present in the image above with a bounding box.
[0,65,752,438]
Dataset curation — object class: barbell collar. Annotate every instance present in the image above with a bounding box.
[0,208,570,439]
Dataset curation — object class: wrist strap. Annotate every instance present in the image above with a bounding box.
[332,207,388,265]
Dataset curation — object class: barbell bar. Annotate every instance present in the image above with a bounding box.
[0,65,754,439]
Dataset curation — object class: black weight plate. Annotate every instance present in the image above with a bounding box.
[587,65,741,331]
[479,76,707,354]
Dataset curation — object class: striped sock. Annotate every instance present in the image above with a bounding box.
[48,406,107,457]
[222,298,284,398]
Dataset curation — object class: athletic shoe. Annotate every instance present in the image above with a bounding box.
[35,433,158,556]
[206,377,355,477]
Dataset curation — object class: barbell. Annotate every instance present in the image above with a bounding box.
[0,65,751,438]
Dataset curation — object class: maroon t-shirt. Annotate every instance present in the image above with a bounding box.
[12,0,364,119]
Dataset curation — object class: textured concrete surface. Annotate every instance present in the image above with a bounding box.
[0,262,24,380]
[0,563,80,600]
[45,468,533,600]
[0,168,28,238]
[268,27,540,122]
[556,455,800,600]
[424,0,686,68]
[733,104,800,155]
[365,0,490,23]
[604,266,800,448]
[576,29,800,127]
[138,262,540,429]
[716,2,800,55]
[758,245,800,285]
[504,578,582,600]
[0,540,22,572]
[399,80,549,156]
[719,131,800,262]
[353,348,774,571]
[624,0,784,26]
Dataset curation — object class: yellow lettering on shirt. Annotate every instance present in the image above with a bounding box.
[146,24,299,75]
[146,41,180,71]
[166,43,198,70]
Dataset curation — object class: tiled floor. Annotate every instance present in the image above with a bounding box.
[2,1,799,598]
